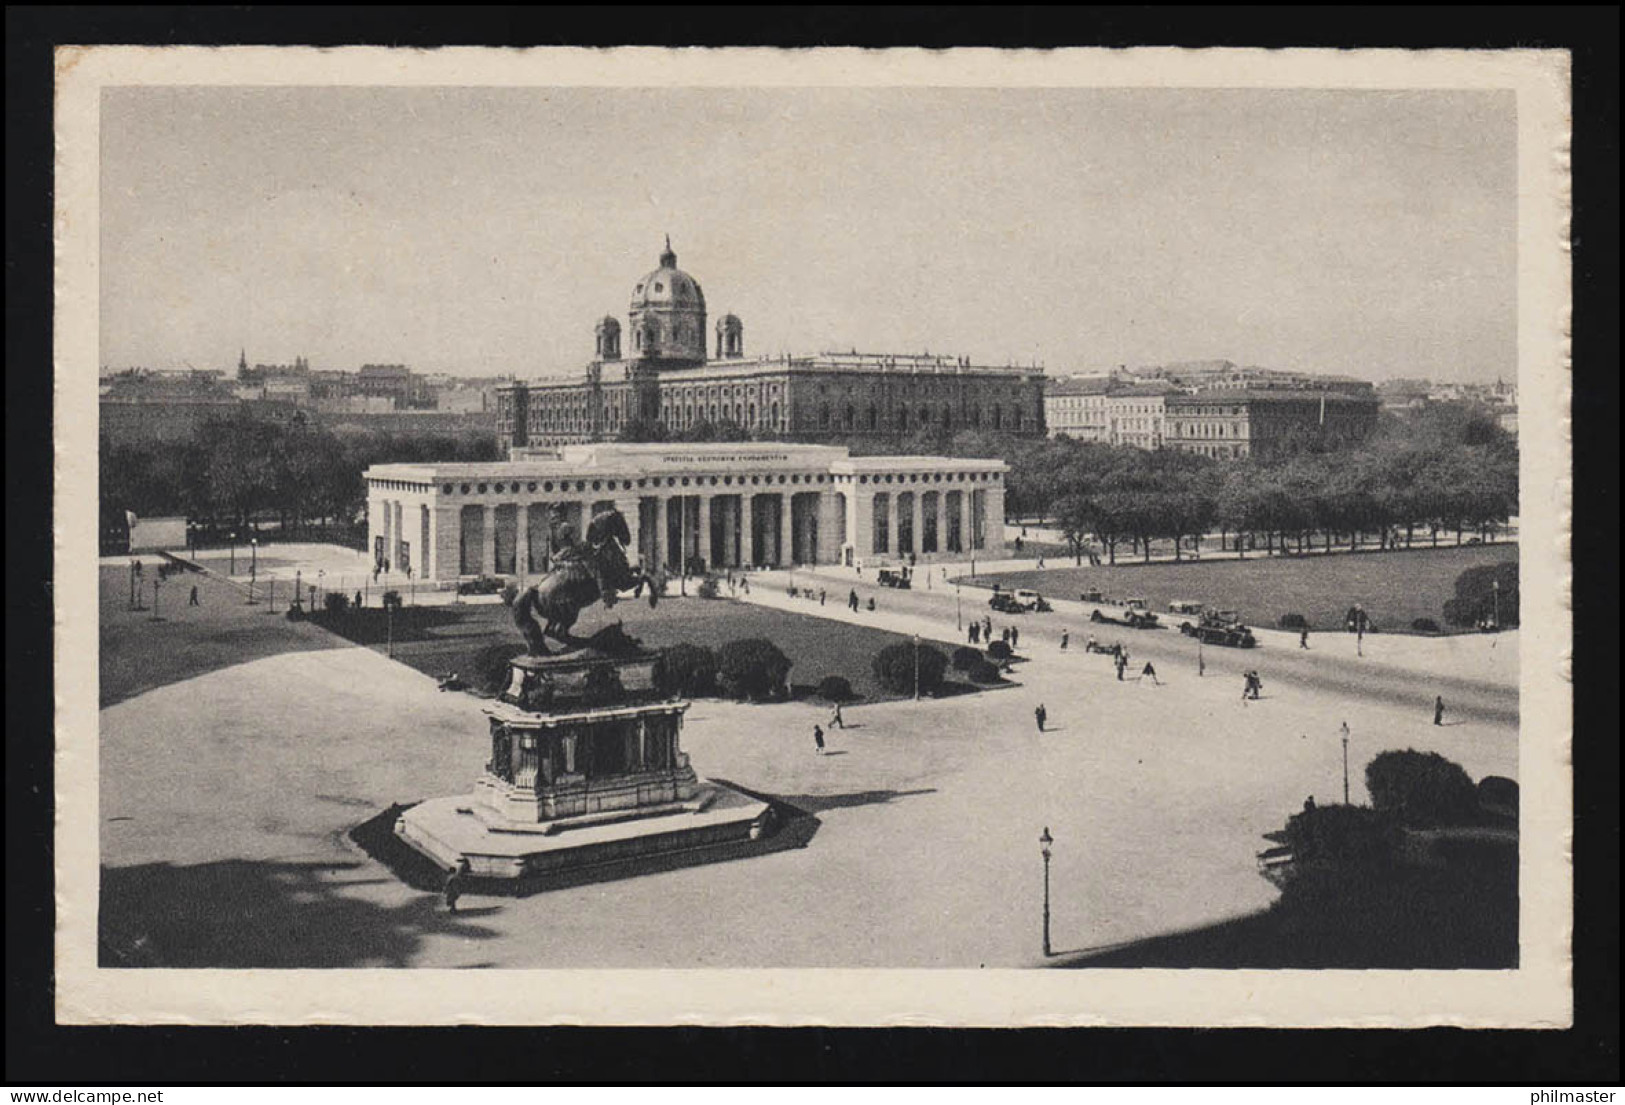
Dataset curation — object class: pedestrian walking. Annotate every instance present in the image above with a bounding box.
[1299,628,1310,649]
[866,596,876,611]
[1433,695,1444,726]
[1035,704,1047,732]
[819,589,826,606]
[188,585,200,606]
[1140,661,1160,686]
[741,577,750,594]
[849,589,859,611]
[969,622,980,645]
[813,724,826,754]
[983,615,992,639]
[1037,556,1045,569]
[443,859,469,913]
[1060,628,1069,650]
[831,702,845,729]
[1116,655,1126,681]
[1011,626,1020,649]
[1001,627,1010,644]
[354,590,364,609]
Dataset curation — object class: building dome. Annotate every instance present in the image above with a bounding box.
[630,237,706,311]
[626,237,708,367]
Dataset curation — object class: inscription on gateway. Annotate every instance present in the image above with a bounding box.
[659,453,790,465]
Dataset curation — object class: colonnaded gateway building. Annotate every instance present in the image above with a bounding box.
[494,239,1047,448]
[365,442,1007,584]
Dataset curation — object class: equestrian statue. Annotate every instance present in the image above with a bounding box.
[510,507,660,655]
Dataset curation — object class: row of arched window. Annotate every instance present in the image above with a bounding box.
[815,402,1025,432]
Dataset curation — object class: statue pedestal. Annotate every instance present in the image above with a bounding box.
[395,649,772,880]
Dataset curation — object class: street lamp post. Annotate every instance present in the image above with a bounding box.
[1039,826,1054,958]
[294,569,303,612]
[913,633,921,701]
[956,583,962,631]
[1340,721,1351,805]
[386,598,394,659]
[246,538,260,604]
[149,578,162,622]
[230,532,237,576]
[1492,579,1501,631]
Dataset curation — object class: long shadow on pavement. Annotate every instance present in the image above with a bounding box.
[99,857,498,968]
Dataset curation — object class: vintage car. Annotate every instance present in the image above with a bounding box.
[1179,611,1258,648]
[1168,599,1206,616]
[990,588,1051,614]
[876,568,912,589]
[1079,588,1106,603]
[1089,601,1161,629]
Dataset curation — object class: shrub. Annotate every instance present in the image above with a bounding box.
[696,575,722,599]
[1477,776,1519,815]
[951,646,983,671]
[323,591,351,616]
[817,675,854,702]
[1278,612,1308,630]
[1442,561,1519,628]
[716,638,792,702]
[966,658,1002,684]
[1411,617,1441,634]
[871,641,948,696]
[655,642,718,697]
[1365,749,1479,828]
[284,606,305,622]
[500,582,519,606]
[381,589,403,611]
[473,642,526,696]
[986,640,1013,661]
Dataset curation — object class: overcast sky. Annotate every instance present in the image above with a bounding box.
[100,86,1516,383]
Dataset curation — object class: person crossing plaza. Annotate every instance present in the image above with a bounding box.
[1139,661,1160,686]
[830,702,845,729]
[813,724,826,754]
[1010,626,1019,649]
[188,585,200,606]
[969,622,981,645]
[1034,703,1047,732]
[1434,695,1445,726]
[1060,628,1069,650]
[1299,628,1310,649]
[443,858,470,913]
[849,589,859,611]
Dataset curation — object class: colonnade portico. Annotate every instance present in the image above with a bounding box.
[365,443,1006,584]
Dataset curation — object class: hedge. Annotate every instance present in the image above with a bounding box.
[1411,617,1441,634]
[656,642,718,697]
[872,641,948,696]
[323,592,351,616]
[1278,612,1308,630]
[951,646,983,671]
[716,638,793,701]
[1365,749,1479,827]
[986,640,1013,661]
[817,675,854,702]
[967,657,1003,684]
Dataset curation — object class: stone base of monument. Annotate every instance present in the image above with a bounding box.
[392,645,775,881]
[394,779,772,880]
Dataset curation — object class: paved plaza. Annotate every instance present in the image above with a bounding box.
[98,549,1518,969]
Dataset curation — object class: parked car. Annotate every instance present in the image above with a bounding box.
[1090,604,1161,629]
[1079,589,1106,603]
[877,568,912,589]
[1168,599,1206,616]
[989,591,1025,613]
[1012,588,1052,613]
[1179,611,1258,648]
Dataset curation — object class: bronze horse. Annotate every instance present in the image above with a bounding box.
[510,508,659,655]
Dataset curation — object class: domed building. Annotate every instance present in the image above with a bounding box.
[496,239,1047,448]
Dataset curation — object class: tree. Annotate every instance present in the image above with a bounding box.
[1365,749,1479,827]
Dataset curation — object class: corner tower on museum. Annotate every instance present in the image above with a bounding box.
[496,240,1047,448]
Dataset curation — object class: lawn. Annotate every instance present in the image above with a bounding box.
[317,594,970,704]
[971,544,1518,635]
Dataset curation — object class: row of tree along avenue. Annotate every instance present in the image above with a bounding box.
[1005,405,1518,565]
[99,412,500,548]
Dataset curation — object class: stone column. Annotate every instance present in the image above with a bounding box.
[394,501,406,569]
[961,487,975,555]
[653,496,668,571]
[698,494,713,569]
[886,492,899,557]
[911,488,924,559]
[933,489,945,557]
[516,502,530,579]
[779,492,794,566]
[482,504,497,576]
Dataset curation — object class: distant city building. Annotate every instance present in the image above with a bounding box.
[1164,391,1379,460]
[99,369,241,445]
[1135,359,1375,395]
[1043,376,1115,440]
[495,240,1048,449]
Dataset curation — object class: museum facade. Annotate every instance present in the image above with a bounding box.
[494,240,1048,448]
[365,442,1007,583]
